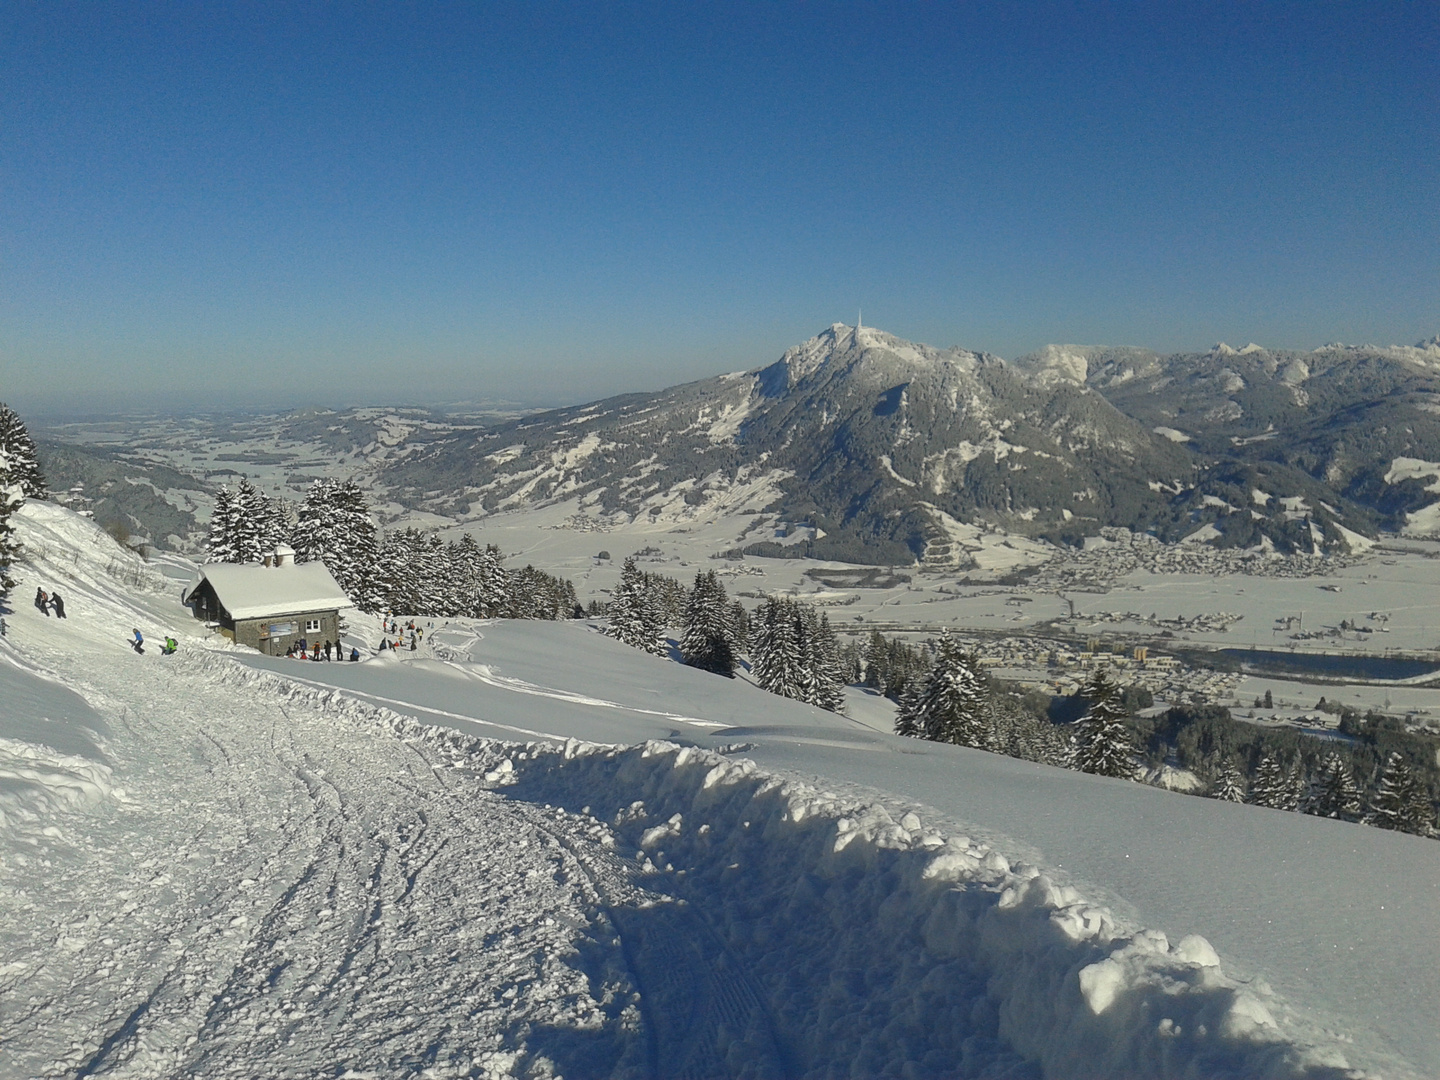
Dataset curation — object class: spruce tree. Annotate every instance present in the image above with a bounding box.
[1249,754,1288,809]
[809,611,847,712]
[752,597,805,700]
[605,558,664,653]
[917,636,989,747]
[448,534,487,617]
[681,570,737,677]
[479,543,509,618]
[0,448,25,599]
[231,479,266,563]
[206,486,242,562]
[0,403,47,500]
[376,527,422,614]
[294,478,380,609]
[1211,758,1247,803]
[1073,669,1136,778]
[863,629,889,690]
[1366,752,1429,834]
[728,599,750,653]
[1306,753,1362,821]
[893,680,923,737]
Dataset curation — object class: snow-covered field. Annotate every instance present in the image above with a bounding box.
[4,501,1438,1078]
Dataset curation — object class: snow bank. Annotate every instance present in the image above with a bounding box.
[494,742,1356,1079]
[0,736,116,834]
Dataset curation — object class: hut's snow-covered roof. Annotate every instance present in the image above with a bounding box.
[185,561,351,620]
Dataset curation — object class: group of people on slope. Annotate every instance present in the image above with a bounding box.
[379,617,424,652]
[286,637,359,662]
[34,587,66,618]
[130,628,178,655]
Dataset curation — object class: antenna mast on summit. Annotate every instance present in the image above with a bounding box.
[857,309,862,331]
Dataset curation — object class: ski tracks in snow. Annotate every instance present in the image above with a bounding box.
[0,633,664,1079]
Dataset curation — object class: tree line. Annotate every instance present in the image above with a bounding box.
[603,559,849,712]
[886,632,1437,839]
[207,477,579,619]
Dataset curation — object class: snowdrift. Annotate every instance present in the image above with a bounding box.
[497,741,1357,1080]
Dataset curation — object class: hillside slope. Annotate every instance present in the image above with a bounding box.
[3,502,1436,1077]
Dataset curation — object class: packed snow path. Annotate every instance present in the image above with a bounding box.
[1,651,660,1077]
[3,502,1434,1078]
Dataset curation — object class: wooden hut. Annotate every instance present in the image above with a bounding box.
[182,544,352,655]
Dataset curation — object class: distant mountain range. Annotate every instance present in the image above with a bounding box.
[382,325,1440,564]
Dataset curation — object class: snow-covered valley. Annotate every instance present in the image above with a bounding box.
[3,502,1438,1079]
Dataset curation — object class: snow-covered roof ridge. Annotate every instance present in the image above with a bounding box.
[187,560,351,620]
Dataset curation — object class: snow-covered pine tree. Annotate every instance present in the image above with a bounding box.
[293,478,380,609]
[1072,669,1136,778]
[292,478,340,565]
[1283,762,1308,812]
[478,543,508,618]
[231,480,266,564]
[606,558,662,652]
[412,530,447,616]
[1248,754,1288,809]
[1365,752,1432,834]
[206,486,242,563]
[749,596,779,690]
[0,403,48,500]
[810,611,847,712]
[0,448,25,599]
[333,480,380,608]
[447,534,486,617]
[253,486,292,555]
[917,636,989,748]
[1211,758,1247,802]
[375,527,422,615]
[1306,752,1362,820]
[639,578,671,654]
[752,597,806,700]
[893,680,923,737]
[728,599,750,654]
[862,629,889,691]
[681,570,737,676]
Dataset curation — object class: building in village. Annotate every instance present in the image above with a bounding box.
[182,544,351,655]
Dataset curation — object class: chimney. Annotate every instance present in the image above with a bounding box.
[272,543,296,568]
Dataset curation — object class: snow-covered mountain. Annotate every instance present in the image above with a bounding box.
[33,328,1440,559]
[385,324,1196,563]
[1031,337,1440,542]
[382,326,1440,560]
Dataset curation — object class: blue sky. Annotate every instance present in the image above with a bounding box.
[2,2,1436,415]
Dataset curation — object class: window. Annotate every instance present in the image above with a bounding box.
[305,619,321,633]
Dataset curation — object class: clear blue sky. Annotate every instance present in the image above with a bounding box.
[2,2,1436,415]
